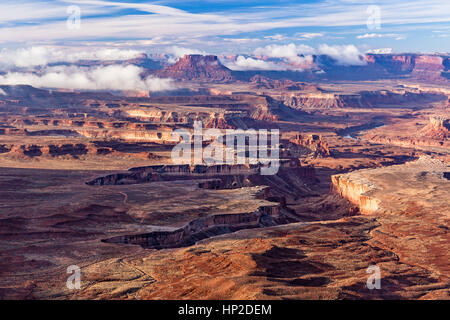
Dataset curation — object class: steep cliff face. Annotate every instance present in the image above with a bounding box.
[154,55,233,82]
[281,89,444,109]
[331,174,380,214]
[365,54,415,74]
[103,204,282,249]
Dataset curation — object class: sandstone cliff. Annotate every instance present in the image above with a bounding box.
[332,156,449,215]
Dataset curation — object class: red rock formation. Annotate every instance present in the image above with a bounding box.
[365,54,449,82]
[331,174,380,214]
[154,55,233,82]
[287,134,330,157]
[420,115,450,140]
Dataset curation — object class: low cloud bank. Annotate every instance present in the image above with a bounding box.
[317,44,366,65]
[254,43,315,64]
[367,48,393,54]
[166,46,208,64]
[0,44,368,76]
[223,43,316,71]
[224,43,365,71]
[0,65,175,92]
[0,47,144,68]
[222,56,284,71]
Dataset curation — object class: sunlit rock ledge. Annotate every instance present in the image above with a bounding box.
[332,156,450,215]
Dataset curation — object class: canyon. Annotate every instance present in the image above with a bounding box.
[0,53,449,300]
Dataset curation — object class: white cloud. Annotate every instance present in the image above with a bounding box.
[0,47,144,68]
[367,48,393,54]
[318,44,366,65]
[0,65,175,92]
[224,43,367,70]
[357,33,381,39]
[223,38,261,43]
[297,33,324,40]
[222,56,284,71]
[356,33,405,40]
[253,43,315,64]
[264,34,287,41]
[222,54,315,71]
[166,46,208,63]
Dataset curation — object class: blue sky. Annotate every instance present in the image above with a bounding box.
[0,0,449,54]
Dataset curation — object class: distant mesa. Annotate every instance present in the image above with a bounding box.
[312,53,450,82]
[153,54,233,82]
[0,85,51,98]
